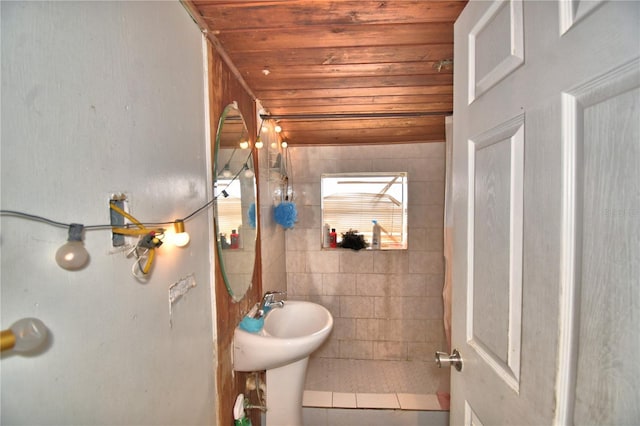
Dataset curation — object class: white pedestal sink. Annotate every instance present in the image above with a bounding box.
[233,301,333,426]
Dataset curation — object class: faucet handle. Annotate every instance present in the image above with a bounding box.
[262,291,287,309]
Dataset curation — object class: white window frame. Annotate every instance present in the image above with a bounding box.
[321,172,408,250]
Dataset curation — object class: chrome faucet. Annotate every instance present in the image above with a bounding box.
[255,291,287,318]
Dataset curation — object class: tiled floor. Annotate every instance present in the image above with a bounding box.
[305,358,446,394]
[303,358,448,411]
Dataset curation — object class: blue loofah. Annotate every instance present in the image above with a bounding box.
[247,203,256,229]
[239,315,264,333]
[274,201,298,229]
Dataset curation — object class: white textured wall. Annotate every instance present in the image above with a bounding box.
[1,2,216,424]
[285,144,448,364]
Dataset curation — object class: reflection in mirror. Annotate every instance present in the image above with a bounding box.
[214,104,257,301]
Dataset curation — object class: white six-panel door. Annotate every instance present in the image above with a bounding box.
[451,1,639,424]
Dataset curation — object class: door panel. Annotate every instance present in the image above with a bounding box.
[469,0,524,103]
[559,59,640,425]
[468,114,524,393]
[452,1,640,424]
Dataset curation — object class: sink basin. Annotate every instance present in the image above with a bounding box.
[233,300,333,372]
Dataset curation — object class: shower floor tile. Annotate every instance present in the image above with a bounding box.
[304,358,448,394]
[397,393,441,410]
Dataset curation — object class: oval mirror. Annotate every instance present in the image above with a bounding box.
[214,104,257,301]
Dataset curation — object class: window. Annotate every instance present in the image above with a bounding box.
[321,172,408,250]
[215,178,243,246]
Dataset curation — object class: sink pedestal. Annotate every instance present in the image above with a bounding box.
[233,301,333,425]
[265,357,309,426]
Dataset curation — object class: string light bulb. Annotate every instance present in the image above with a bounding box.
[221,164,233,178]
[274,124,282,133]
[170,220,190,247]
[255,137,264,149]
[281,141,288,149]
[55,223,89,270]
[239,140,250,149]
[243,164,255,178]
[1,317,48,353]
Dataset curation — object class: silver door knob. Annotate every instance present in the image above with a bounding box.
[435,349,463,371]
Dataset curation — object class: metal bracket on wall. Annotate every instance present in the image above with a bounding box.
[109,194,128,247]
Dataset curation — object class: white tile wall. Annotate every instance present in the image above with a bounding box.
[258,130,288,294]
[286,143,448,361]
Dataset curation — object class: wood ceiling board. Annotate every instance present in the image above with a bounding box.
[266,102,452,115]
[246,74,453,90]
[285,126,442,140]
[274,116,446,131]
[238,61,451,80]
[255,85,453,100]
[198,1,466,29]
[214,23,454,52]
[261,94,453,108]
[284,132,446,146]
[232,44,454,68]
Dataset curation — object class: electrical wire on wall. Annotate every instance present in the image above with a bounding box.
[0,155,252,279]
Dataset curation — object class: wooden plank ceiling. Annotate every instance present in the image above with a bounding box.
[185,1,467,146]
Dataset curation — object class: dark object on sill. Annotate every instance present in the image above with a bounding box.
[339,230,368,251]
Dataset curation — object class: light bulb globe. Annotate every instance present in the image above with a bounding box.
[10,318,48,352]
[255,140,264,149]
[172,232,190,247]
[239,140,250,149]
[222,167,233,178]
[55,240,89,270]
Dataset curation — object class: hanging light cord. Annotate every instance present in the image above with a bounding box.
[0,150,254,230]
[284,146,294,202]
[257,117,265,138]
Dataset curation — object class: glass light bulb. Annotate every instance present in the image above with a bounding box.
[255,140,264,149]
[55,240,89,270]
[170,220,190,247]
[239,140,250,149]
[244,168,255,178]
[172,232,190,247]
[4,318,48,352]
[281,141,288,148]
[222,165,233,178]
[274,125,282,133]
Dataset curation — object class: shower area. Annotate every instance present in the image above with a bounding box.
[266,125,454,413]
